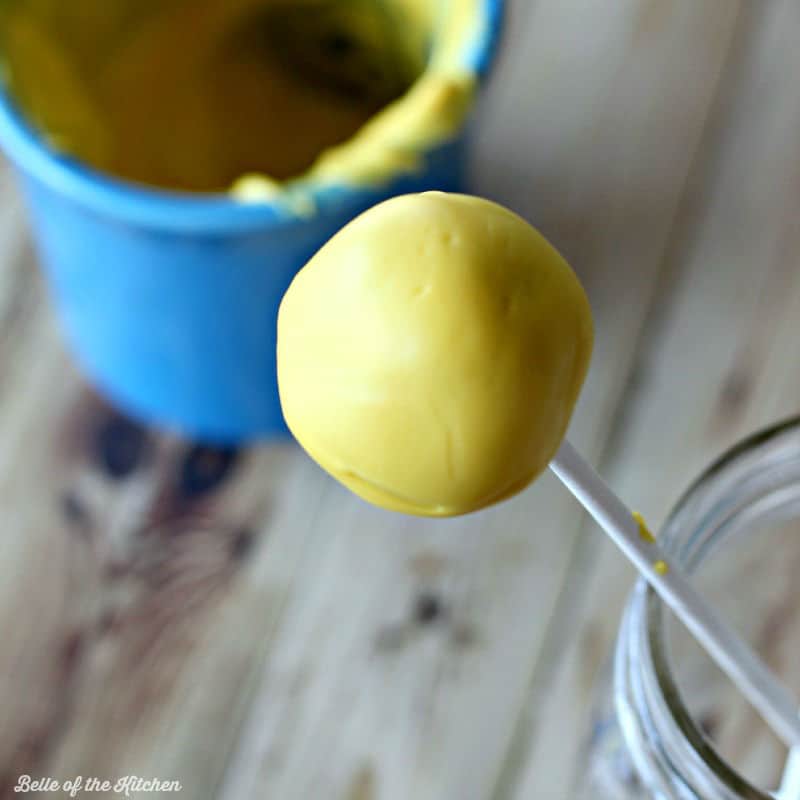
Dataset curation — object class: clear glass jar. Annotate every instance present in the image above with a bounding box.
[578,418,800,799]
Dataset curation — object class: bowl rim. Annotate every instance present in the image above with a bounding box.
[0,0,505,234]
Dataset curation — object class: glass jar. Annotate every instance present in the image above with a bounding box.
[578,418,800,799]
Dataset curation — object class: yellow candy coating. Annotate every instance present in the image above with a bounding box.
[277,192,594,516]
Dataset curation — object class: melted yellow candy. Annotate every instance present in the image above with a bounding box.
[0,0,481,198]
[277,192,594,516]
[633,511,656,543]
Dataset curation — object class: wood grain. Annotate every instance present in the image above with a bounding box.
[0,1,796,799]
[508,2,800,796]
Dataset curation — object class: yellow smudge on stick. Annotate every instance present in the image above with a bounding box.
[632,511,656,543]
[654,560,669,576]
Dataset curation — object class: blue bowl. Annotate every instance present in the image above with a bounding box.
[0,0,504,443]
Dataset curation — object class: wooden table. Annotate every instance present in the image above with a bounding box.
[3,2,800,797]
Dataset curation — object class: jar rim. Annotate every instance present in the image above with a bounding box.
[638,414,800,798]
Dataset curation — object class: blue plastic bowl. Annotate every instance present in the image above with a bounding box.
[0,0,504,443]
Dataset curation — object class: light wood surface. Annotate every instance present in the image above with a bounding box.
[2,2,800,798]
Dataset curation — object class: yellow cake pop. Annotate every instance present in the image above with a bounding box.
[277,192,593,516]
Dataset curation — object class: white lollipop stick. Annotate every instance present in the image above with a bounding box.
[550,439,800,749]
[779,744,800,800]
